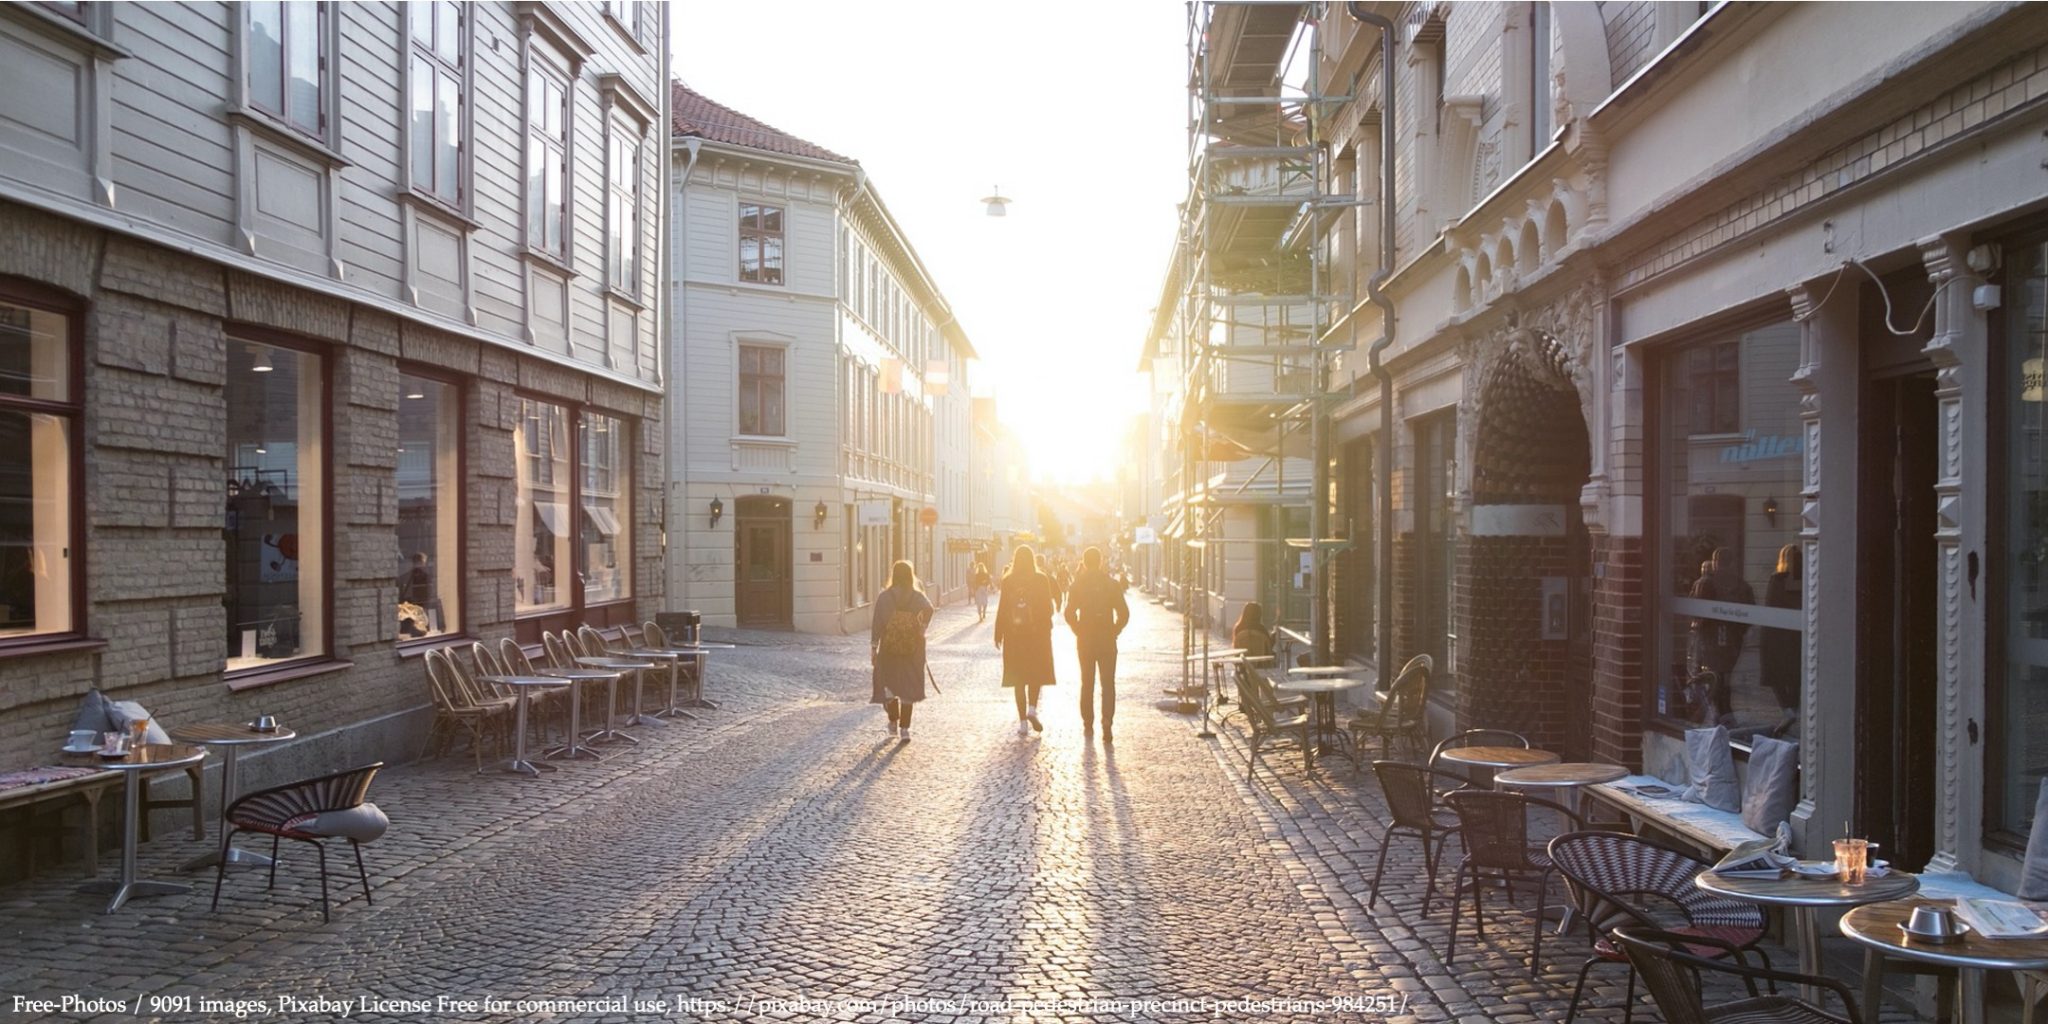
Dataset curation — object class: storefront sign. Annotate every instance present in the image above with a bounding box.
[857,500,892,526]
[1669,595,1804,632]
[1134,526,1158,546]
[1717,431,1803,463]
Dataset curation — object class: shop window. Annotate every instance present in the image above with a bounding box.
[0,291,78,643]
[1655,322,1804,741]
[1415,412,1457,690]
[515,398,571,615]
[580,412,630,605]
[226,340,326,671]
[395,372,460,641]
[1993,231,2048,841]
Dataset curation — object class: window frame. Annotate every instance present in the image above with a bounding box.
[0,278,90,657]
[222,327,336,686]
[521,42,574,263]
[393,363,467,652]
[512,392,638,642]
[737,342,787,438]
[404,0,472,213]
[738,200,785,286]
[242,0,333,144]
[606,114,645,297]
[577,410,632,608]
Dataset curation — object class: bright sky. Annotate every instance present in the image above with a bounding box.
[669,1,1188,486]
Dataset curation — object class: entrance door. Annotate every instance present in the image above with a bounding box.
[1855,369,1939,869]
[735,496,792,627]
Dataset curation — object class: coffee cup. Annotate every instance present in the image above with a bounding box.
[68,729,95,749]
[252,715,278,732]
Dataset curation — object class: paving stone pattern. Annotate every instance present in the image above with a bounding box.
[1,599,1923,1023]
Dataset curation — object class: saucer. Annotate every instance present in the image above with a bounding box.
[1900,920,1972,944]
[1789,862,1841,880]
[61,743,98,754]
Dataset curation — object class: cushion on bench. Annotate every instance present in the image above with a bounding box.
[1593,774,1770,856]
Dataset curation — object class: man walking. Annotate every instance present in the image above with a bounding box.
[1064,546,1130,742]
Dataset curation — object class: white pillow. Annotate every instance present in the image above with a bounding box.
[1740,735,1801,835]
[1681,726,1740,812]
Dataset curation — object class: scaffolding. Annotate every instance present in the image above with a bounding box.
[1165,3,1356,697]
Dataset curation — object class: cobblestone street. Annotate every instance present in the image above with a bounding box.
[2,597,1925,1023]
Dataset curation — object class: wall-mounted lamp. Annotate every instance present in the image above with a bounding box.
[981,186,1010,217]
[813,501,829,530]
[1762,495,1779,527]
[709,497,724,527]
[250,347,274,373]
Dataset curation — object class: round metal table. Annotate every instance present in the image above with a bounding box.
[167,722,297,870]
[1285,665,1356,677]
[1698,868,1920,1005]
[532,668,622,760]
[576,655,661,736]
[1435,746,1562,771]
[647,641,734,709]
[1841,897,2048,1024]
[1273,676,1371,771]
[479,676,568,776]
[1494,762,1628,818]
[63,743,208,914]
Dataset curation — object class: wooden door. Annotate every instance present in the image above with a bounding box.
[735,497,791,627]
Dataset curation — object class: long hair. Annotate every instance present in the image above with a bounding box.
[1005,544,1037,580]
[889,559,921,593]
[1775,543,1802,577]
[1233,602,1265,636]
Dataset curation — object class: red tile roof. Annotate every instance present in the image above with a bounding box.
[670,82,856,166]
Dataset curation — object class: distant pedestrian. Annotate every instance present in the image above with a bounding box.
[1065,546,1131,742]
[871,560,934,743]
[1038,554,1063,613]
[970,561,992,622]
[996,544,1057,736]
[1232,602,1273,659]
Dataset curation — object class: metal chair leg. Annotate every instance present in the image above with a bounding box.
[352,840,371,904]
[210,827,234,912]
[315,842,330,924]
[267,834,281,889]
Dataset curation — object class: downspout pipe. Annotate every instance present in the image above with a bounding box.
[1347,2,1399,679]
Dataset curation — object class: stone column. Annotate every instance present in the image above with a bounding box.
[1919,233,1990,877]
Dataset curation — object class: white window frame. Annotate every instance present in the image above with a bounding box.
[735,339,789,439]
[239,1,335,143]
[597,75,655,302]
[404,0,471,211]
[522,41,573,261]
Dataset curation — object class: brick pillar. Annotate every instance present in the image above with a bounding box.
[1590,532,1644,767]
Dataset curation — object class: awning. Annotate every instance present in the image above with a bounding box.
[584,504,621,537]
[1163,509,1187,540]
[534,501,569,537]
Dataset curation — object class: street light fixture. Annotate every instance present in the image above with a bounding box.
[981,186,1010,217]
[709,497,723,527]
[814,501,829,530]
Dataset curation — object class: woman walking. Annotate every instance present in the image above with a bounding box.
[995,545,1057,735]
[871,560,934,742]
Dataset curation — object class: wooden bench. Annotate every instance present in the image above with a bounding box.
[1584,774,1768,860]
[0,762,204,877]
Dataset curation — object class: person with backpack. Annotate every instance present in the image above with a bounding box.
[995,544,1057,736]
[1064,546,1131,742]
[871,560,934,742]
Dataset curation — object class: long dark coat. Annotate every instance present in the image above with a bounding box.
[870,586,933,704]
[994,570,1057,687]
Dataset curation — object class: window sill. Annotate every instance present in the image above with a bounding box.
[396,634,476,659]
[732,435,796,447]
[604,286,646,312]
[226,109,350,170]
[603,12,648,54]
[224,657,355,693]
[521,248,579,279]
[398,191,481,231]
[0,635,108,661]
[0,5,131,60]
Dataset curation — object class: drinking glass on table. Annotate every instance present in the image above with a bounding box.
[1834,838,1869,883]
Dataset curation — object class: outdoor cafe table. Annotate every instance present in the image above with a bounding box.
[1840,896,2048,1024]
[167,722,297,869]
[647,640,735,710]
[532,668,623,761]
[616,646,699,721]
[1285,665,1356,677]
[1435,746,1561,790]
[1272,675,1371,771]
[1175,647,1244,710]
[576,655,662,735]
[1493,762,1628,821]
[60,743,207,914]
[478,676,567,777]
[1697,868,1920,1005]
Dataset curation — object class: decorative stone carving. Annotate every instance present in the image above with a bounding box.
[1917,233,1972,875]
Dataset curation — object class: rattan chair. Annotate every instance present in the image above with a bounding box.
[473,640,563,743]
[1443,788,1584,974]
[422,648,511,773]
[210,762,386,923]
[1613,926,1861,1024]
[1368,761,1467,914]
[1548,830,1776,1023]
[1351,654,1432,760]
[1238,668,1314,779]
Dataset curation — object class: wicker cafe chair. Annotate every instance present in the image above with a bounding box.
[1443,788,1584,975]
[422,648,510,773]
[1547,830,1775,1023]
[1368,761,1467,915]
[1237,668,1314,780]
[1613,926,1862,1024]
[473,640,564,744]
[1351,654,1432,761]
[210,762,387,924]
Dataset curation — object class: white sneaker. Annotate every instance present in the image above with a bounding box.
[1027,705,1043,733]
[898,729,911,743]
[1017,720,1031,736]
[885,720,898,737]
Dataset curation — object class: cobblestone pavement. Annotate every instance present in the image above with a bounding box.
[2,598,1933,1023]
